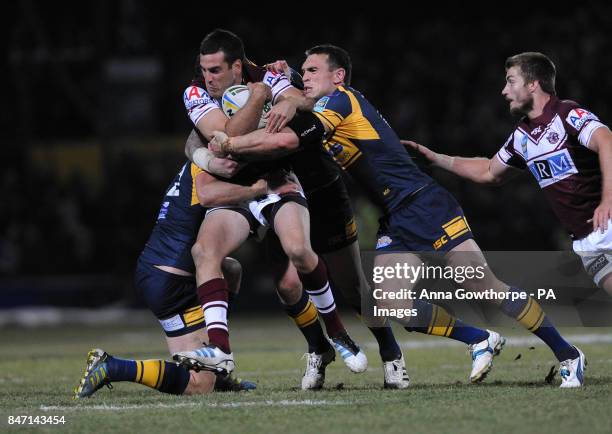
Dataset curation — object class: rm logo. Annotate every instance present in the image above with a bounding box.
[528,149,577,187]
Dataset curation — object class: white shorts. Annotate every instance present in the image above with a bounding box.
[572,221,612,286]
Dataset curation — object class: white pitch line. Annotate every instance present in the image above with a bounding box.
[40,399,352,412]
[363,333,612,350]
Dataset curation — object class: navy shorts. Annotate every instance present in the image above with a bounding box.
[134,259,205,337]
[375,183,473,253]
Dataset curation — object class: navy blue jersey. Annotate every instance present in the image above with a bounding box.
[139,162,205,273]
[313,86,432,213]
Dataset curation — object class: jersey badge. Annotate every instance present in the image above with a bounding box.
[376,235,393,249]
[314,96,330,113]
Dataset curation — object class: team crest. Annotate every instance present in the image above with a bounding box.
[376,236,393,249]
[546,131,559,144]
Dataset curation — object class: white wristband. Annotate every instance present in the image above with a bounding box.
[192,147,214,172]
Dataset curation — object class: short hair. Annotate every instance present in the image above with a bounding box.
[199,29,245,65]
[505,52,556,95]
[305,44,352,85]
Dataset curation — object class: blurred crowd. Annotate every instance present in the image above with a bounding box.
[3,2,611,276]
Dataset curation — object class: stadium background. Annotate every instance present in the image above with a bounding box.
[2,1,612,313]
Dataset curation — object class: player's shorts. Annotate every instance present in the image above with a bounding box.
[375,183,473,253]
[307,177,358,254]
[134,259,205,337]
[205,205,261,236]
[572,220,612,286]
[206,171,307,238]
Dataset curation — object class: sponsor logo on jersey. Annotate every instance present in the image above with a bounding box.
[184,86,212,110]
[157,201,170,220]
[527,148,577,187]
[566,108,598,131]
[300,124,317,137]
[376,235,393,249]
[531,126,543,136]
[314,96,330,113]
[264,71,280,87]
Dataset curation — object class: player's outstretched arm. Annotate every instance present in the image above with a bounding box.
[402,140,520,185]
[185,130,243,178]
[586,126,612,232]
[210,129,300,160]
[194,170,267,207]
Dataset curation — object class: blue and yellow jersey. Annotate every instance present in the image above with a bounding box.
[139,162,205,273]
[313,86,432,213]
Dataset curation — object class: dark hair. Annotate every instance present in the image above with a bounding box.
[505,52,556,95]
[193,54,203,80]
[199,29,245,65]
[305,44,352,85]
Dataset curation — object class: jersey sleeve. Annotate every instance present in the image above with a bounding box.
[261,71,293,104]
[312,91,352,133]
[183,85,221,126]
[564,107,610,148]
[495,132,526,170]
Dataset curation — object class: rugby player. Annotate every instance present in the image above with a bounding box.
[208,45,585,387]
[74,161,267,398]
[406,52,610,386]
[183,30,411,389]
[172,30,368,386]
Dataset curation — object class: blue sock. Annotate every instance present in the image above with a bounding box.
[368,327,402,361]
[500,287,577,361]
[106,356,137,381]
[405,300,489,345]
[106,356,190,395]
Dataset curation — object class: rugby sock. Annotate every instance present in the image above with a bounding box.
[348,304,402,361]
[500,287,578,361]
[105,357,190,395]
[298,257,346,338]
[369,326,402,362]
[405,300,490,344]
[283,290,330,353]
[197,278,231,353]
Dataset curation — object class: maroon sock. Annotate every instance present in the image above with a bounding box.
[197,278,231,353]
[297,258,346,338]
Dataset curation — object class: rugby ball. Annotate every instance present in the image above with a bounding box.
[221,85,271,129]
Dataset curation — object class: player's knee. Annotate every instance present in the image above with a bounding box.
[183,371,215,395]
[191,241,217,265]
[284,244,314,269]
[276,273,302,304]
[191,241,205,263]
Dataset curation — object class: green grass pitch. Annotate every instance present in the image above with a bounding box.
[1,317,611,434]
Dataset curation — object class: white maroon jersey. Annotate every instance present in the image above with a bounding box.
[496,96,609,239]
[182,62,292,127]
